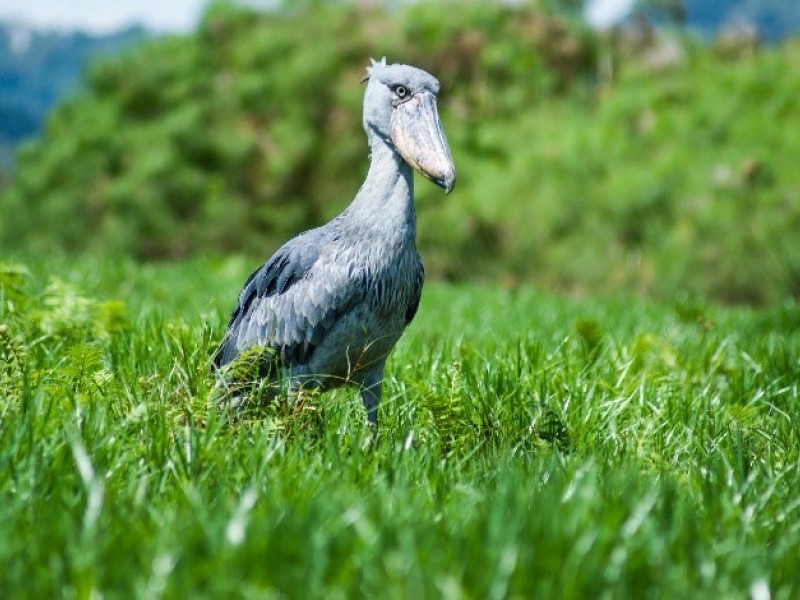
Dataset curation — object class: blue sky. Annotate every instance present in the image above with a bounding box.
[0,0,633,33]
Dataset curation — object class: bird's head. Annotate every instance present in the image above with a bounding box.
[362,58,456,194]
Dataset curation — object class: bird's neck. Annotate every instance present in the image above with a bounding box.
[345,130,416,236]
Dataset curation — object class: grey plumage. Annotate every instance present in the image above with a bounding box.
[214,59,455,425]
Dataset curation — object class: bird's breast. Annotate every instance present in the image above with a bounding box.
[363,244,421,313]
[295,235,423,389]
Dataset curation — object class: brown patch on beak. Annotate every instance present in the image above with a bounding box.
[390,92,456,194]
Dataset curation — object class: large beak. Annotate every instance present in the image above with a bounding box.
[390,92,456,194]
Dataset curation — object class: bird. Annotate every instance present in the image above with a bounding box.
[213,59,455,426]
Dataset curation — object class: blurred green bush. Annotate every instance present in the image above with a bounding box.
[2,1,799,304]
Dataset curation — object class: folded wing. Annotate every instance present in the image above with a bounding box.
[214,231,363,369]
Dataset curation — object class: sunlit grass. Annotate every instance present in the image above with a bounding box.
[1,257,799,597]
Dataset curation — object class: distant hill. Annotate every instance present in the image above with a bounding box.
[0,23,147,170]
[643,0,800,43]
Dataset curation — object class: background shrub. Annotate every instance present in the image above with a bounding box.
[2,1,799,304]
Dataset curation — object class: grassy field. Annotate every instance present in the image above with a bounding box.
[1,257,799,597]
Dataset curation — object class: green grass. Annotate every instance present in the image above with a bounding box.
[1,257,799,597]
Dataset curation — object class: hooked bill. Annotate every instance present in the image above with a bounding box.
[390,92,456,194]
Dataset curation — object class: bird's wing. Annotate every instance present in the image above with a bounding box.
[405,259,424,325]
[214,231,363,368]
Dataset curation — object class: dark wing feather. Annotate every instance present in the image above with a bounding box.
[405,260,425,325]
[214,232,361,369]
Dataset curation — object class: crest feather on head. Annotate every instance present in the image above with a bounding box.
[363,57,388,82]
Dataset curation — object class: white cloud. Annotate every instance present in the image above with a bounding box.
[584,0,636,30]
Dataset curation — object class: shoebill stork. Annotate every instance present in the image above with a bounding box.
[213,59,455,426]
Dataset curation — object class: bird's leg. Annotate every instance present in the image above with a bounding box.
[362,383,381,426]
[360,363,385,427]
